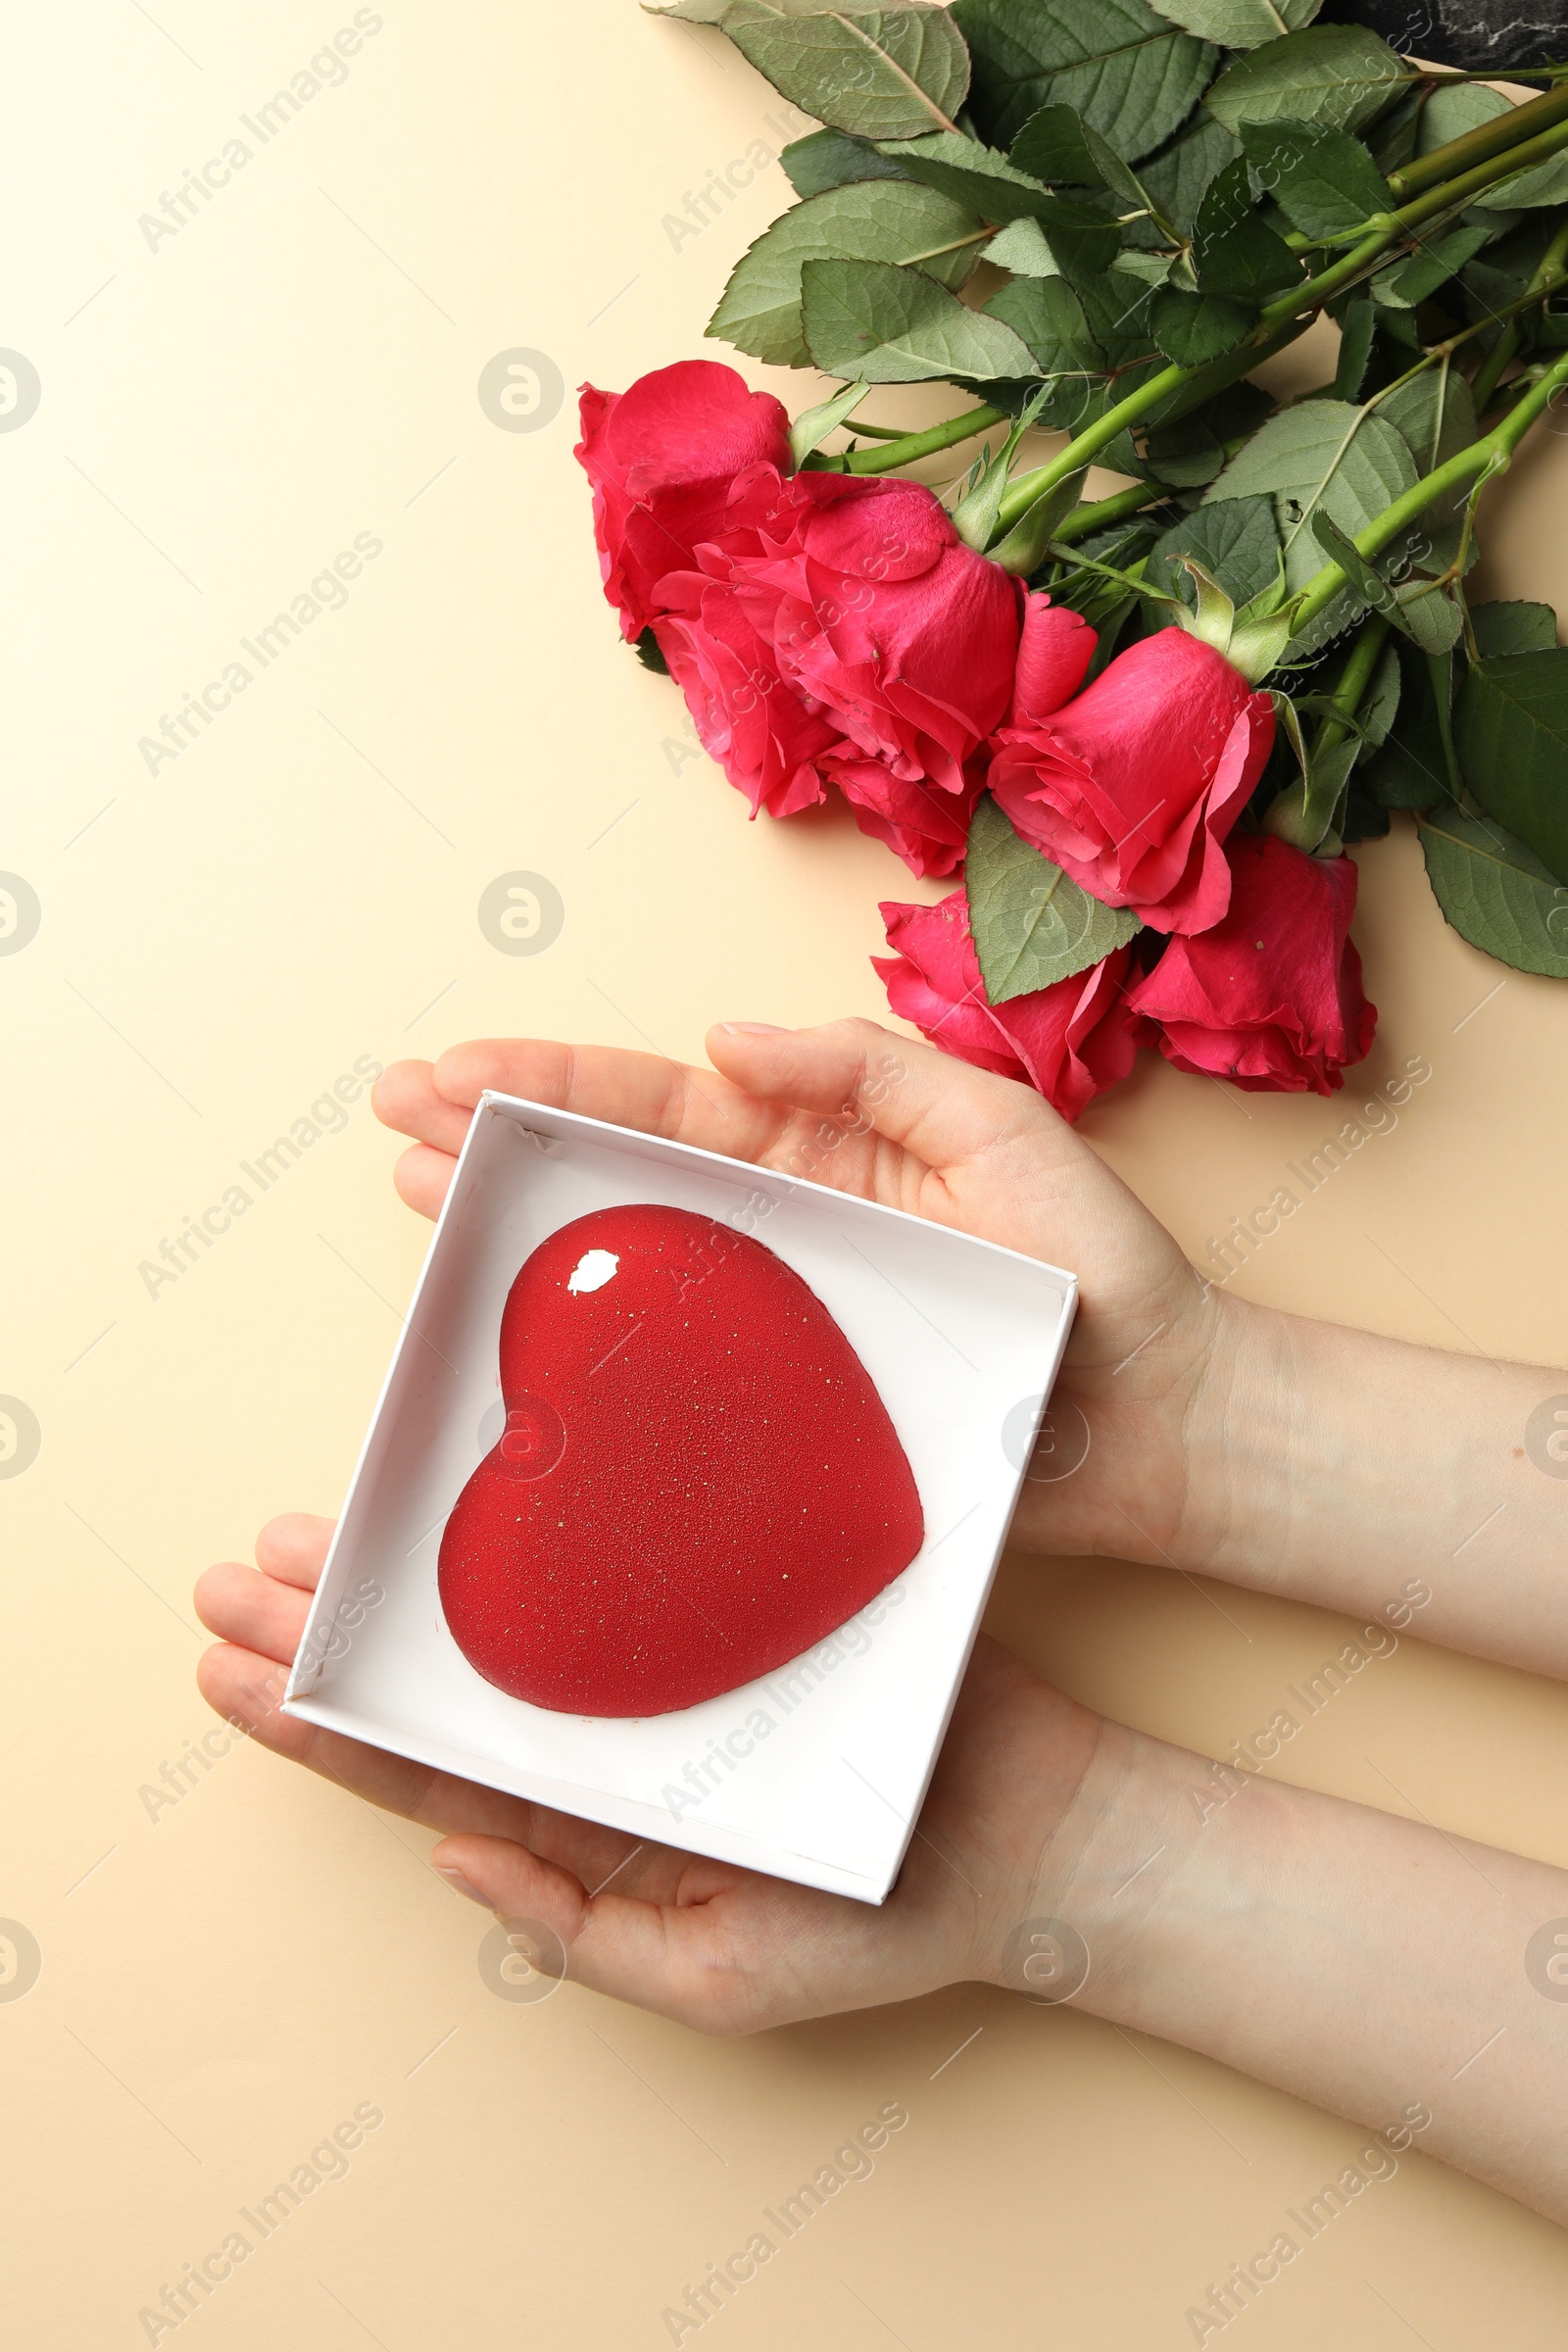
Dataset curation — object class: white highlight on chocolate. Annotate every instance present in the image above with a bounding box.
[567,1249,619,1295]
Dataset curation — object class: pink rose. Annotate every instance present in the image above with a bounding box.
[1126,832,1376,1095]
[872,891,1142,1122]
[575,361,790,640]
[657,468,1039,876]
[652,463,842,821]
[989,627,1275,934]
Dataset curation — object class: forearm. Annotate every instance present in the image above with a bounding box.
[1009,1713,1568,2224]
[1185,1298,1568,1677]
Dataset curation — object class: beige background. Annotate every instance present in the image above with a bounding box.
[5,4,1568,2344]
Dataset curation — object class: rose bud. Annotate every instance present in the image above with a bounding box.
[1126,832,1377,1095]
[988,626,1275,934]
[873,891,1143,1122]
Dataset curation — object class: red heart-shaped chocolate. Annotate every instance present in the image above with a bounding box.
[438,1203,923,1716]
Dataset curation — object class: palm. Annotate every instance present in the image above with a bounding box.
[195,1515,1096,2028]
[372,1019,1223,1568]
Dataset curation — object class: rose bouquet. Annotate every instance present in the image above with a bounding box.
[579,0,1568,1117]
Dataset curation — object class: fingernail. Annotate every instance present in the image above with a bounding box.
[719,1021,788,1035]
[435,1866,493,1909]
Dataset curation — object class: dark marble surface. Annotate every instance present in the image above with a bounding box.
[1326,0,1568,72]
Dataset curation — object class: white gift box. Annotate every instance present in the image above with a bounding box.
[285,1090,1077,1903]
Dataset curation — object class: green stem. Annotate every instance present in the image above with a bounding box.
[835,403,1006,475]
[1053,481,1175,543]
[993,100,1568,538]
[993,319,1315,536]
[1387,75,1568,199]
[1313,611,1393,760]
[1471,216,1568,416]
[1269,611,1393,850]
[1392,109,1568,233]
[1290,349,1568,636]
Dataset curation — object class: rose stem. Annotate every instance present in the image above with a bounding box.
[829,403,1007,475]
[1470,216,1568,416]
[991,113,1568,538]
[1386,74,1568,198]
[1268,612,1394,849]
[1053,481,1177,543]
[1288,347,1568,636]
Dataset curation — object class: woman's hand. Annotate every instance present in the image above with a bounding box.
[372,1019,1240,1575]
[193,1514,1102,2033]
[373,1022,1568,1678]
[193,1519,1568,2223]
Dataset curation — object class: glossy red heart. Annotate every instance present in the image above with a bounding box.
[438,1203,924,1717]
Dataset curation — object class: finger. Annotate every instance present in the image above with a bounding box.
[429,1037,792,1166]
[371,1060,474,1158]
[254,1513,335,1590]
[391,1141,458,1220]
[707,1016,1065,1177]
[202,1635,679,1894]
[431,1831,805,2031]
[194,1561,311,1663]
[199,1641,544,1842]
[435,1825,956,2034]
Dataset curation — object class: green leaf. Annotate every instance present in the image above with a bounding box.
[1420,79,1566,214]
[1362,640,1453,809]
[965,795,1142,1002]
[874,130,1124,276]
[1394,582,1466,658]
[1133,113,1242,236]
[1333,296,1375,399]
[1204,26,1405,137]
[720,4,971,139]
[1454,650,1568,883]
[980,217,1061,272]
[1073,264,1164,356]
[1374,367,1476,565]
[1376,368,1476,476]
[1146,493,1282,606]
[988,465,1089,572]
[781,128,914,195]
[634,628,670,675]
[1144,413,1226,484]
[1204,397,1418,621]
[1418,807,1568,977]
[1308,512,1465,657]
[1415,81,1511,153]
[1238,118,1394,239]
[1475,145,1568,212]
[1010,105,1159,214]
[1008,102,1104,186]
[801,257,1041,378]
[1147,0,1320,52]
[1470,600,1556,657]
[952,0,1215,163]
[985,273,1106,370]
[1192,155,1302,296]
[1371,222,1491,311]
[1152,282,1251,376]
[789,377,871,463]
[1361,636,1400,746]
[709,183,987,366]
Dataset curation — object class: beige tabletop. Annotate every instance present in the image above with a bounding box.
[5,5,1568,2345]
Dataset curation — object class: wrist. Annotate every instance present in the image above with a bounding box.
[983,1708,1181,2008]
